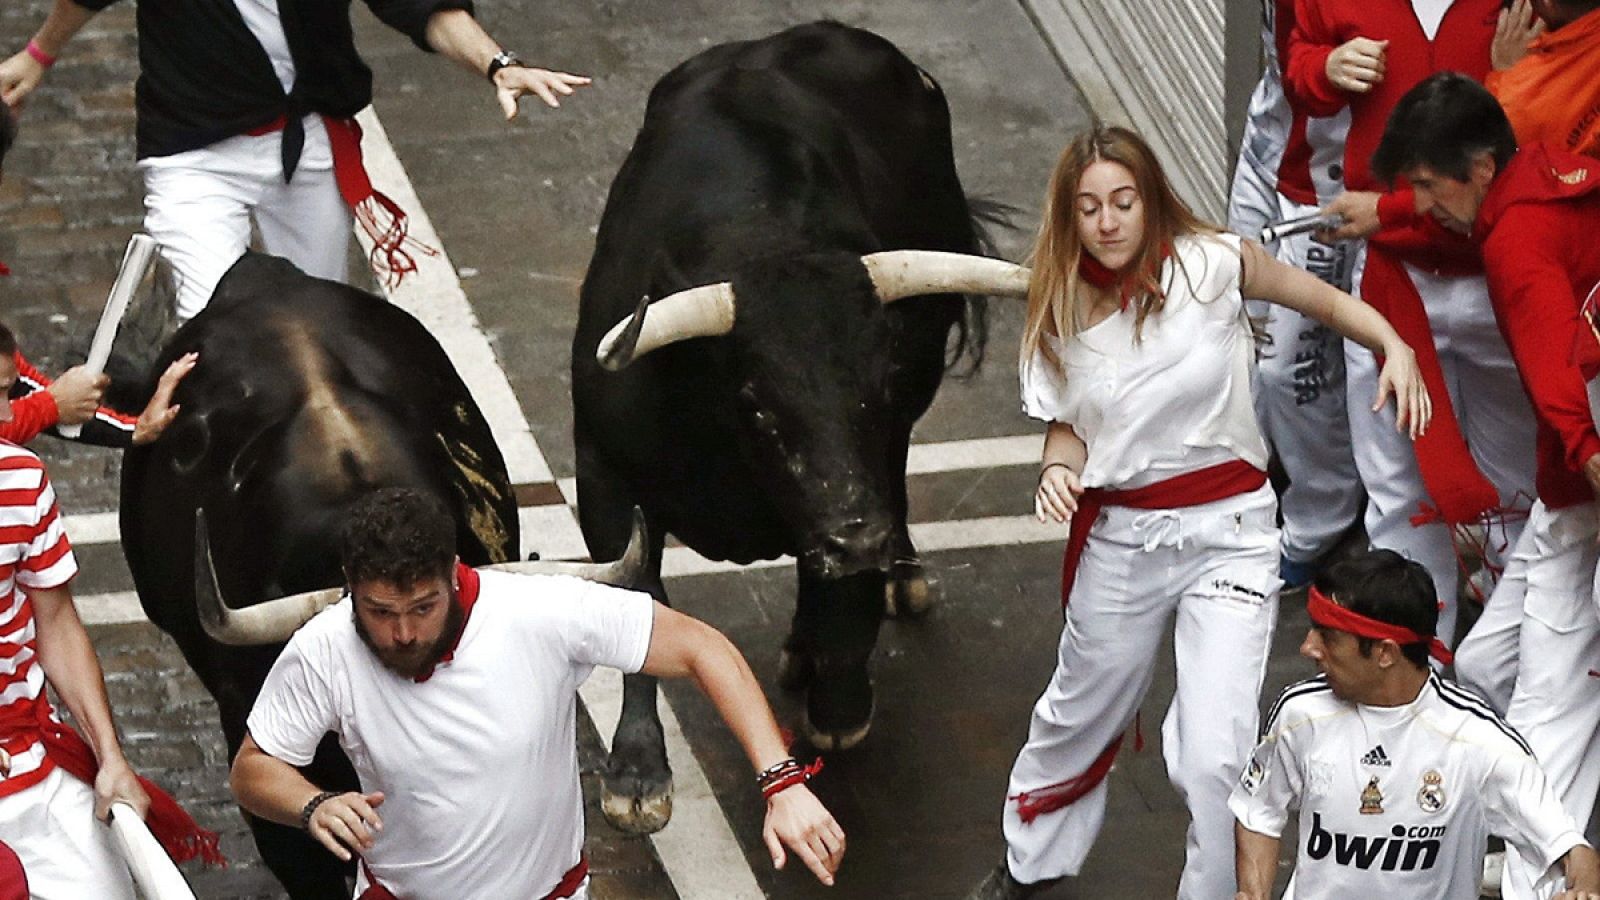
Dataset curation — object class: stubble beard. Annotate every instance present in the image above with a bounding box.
[354,588,466,679]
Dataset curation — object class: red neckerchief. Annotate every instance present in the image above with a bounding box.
[411,562,480,684]
[1307,585,1453,665]
[1077,244,1170,310]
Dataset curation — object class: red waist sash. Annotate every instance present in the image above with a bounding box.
[359,854,588,900]
[1059,459,1267,610]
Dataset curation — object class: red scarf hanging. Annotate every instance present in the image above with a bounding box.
[1358,248,1499,526]
[245,115,437,287]
[0,695,225,867]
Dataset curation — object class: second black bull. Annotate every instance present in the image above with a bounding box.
[572,21,1028,833]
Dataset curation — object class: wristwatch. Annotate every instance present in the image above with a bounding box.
[486,50,524,83]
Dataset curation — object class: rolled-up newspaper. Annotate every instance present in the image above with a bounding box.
[109,802,198,900]
[60,233,159,438]
[1259,212,1345,245]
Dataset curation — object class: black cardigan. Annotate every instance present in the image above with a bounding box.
[73,0,473,169]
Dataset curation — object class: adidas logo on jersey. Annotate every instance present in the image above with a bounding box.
[1360,744,1391,767]
[1306,813,1444,872]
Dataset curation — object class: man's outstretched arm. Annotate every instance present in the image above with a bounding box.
[640,603,846,886]
[422,9,591,119]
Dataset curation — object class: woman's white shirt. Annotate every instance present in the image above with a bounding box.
[1021,232,1268,489]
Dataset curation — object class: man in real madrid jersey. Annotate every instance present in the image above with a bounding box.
[1229,549,1600,900]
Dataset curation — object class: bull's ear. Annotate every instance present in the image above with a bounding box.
[598,294,652,371]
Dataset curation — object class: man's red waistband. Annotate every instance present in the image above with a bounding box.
[360,854,588,900]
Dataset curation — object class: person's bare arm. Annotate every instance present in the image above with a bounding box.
[31,582,150,820]
[231,734,385,862]
[0,0,97,107]
[1234,821,1281,900]
[1035,421,1087,524]
[422,10,591,119]
[1240,238,1431,438]
[640,604,845,885]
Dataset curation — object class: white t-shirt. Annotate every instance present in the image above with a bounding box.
[1230,674,1586,899]
[247,570,656,900]
[1020,232,1268,489]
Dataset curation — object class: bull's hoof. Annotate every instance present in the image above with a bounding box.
[801,667,874,750]
[884,566,932,618]
[601,778,674,834]
[803,710,873,751]
[777,648,814,692]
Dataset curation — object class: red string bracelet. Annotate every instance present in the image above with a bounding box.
[26,41,55,69]
[758,757,824,800]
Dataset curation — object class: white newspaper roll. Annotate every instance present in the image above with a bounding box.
[109,802,198,900]
[59,233,159,438]
[1259,212,1344,245]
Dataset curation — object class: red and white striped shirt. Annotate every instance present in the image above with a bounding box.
[0,441,78,797]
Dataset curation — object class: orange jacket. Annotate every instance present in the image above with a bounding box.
[1487,9,1600,158]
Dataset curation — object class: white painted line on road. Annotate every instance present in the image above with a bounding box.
[75,512,1067,622]
[350,106,758,897]
[62,436,1046,549]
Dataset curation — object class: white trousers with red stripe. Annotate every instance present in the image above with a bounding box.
[1345,251,1537,648]
[1000,485,1279,897]
[1245,197,1362,566]
[140,115,351,322]
[0,767,136,900]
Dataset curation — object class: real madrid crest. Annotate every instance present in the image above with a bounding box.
[1417,769,1446,813]
[1359,775,1384,815]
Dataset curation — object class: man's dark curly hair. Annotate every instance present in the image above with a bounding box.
[340,487,455,588]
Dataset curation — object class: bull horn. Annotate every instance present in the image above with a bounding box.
[487,508,652,589]
[596,283,736,371]
[195,508,655,648]
[195,509,343,646]
[862,250,1031,302]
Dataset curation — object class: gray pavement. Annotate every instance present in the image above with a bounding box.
[0,1,1329,897]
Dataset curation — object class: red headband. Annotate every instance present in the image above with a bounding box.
[1307,586,1453,665]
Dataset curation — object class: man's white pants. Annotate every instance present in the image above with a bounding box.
[1246,197,1362,566]
[1001,485,1280,898]
[1465,503,1600,900]
[141,116,351,322]
[0,767,136,900]
[1345,252,1537,646]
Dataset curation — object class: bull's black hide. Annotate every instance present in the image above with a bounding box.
[120,253,517,899]
[572,21,992,832]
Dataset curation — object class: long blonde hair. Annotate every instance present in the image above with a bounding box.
[1020,125,1218,370]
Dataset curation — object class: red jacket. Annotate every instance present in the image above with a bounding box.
[1288,0,1499,194]
[1477,144,1600,508]
[1273,0,1345,205]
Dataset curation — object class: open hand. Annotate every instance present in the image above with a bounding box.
[1374,344,1431,440]
[762,785,845,886]
[494,66,592,119]
[1493,0,1545,71]
[132,352,197,445]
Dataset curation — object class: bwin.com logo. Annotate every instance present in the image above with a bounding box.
[1306,813,1444,871]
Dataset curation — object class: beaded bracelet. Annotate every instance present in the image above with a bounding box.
[299,790,340,832]
[757,757,824,800]
[25,40,55,69]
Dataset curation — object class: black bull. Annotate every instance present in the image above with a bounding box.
[572,21,1016,832]
[120,253,519,899]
